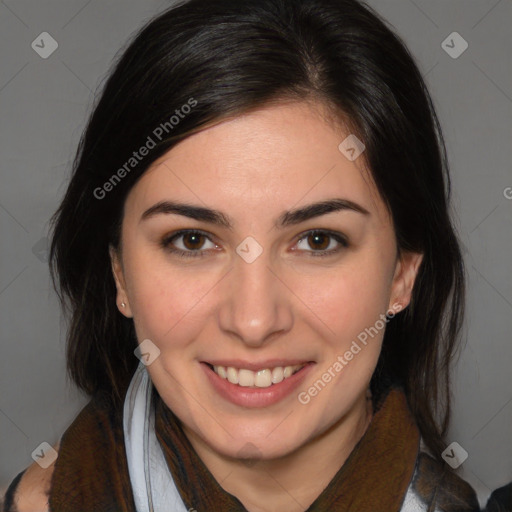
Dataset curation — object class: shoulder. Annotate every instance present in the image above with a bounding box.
[483,481,512,512]
[4,391,132,512]
[49,391,136,511]
[3,442,59,512]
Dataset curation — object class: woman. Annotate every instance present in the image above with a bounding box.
[3,0,504,510]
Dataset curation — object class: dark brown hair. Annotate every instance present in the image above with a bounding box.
[49,0,466,462]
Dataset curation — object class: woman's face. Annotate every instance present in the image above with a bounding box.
[111,101,421,461]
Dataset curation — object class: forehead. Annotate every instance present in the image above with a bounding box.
[124,101,388,225]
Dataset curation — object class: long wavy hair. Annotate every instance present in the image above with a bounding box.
[49,0,466,462]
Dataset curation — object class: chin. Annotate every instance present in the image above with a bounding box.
[202,422,310,462]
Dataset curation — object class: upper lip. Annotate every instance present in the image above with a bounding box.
[202,359,314,371]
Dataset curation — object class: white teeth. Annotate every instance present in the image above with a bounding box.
[226,367,239,384]
[213,364,305,388]
[238,369,254,387]
[271,367,284,383]
[255,369,272,387]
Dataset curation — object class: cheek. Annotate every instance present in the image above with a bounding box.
[289,257,392,345]
[124,251,218,344]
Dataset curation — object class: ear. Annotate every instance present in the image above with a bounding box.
[388,250,423,313]
[109,245,133,318]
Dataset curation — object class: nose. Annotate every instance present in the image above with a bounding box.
[218,254,293,348]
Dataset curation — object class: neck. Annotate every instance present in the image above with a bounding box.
[182,392,373,512]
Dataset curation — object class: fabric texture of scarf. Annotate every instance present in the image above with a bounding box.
[38,360,480,511]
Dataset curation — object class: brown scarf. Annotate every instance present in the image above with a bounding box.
[48,382,422,511]
[153,385,419,511]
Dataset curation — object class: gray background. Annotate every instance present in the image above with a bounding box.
[1,0,511,508]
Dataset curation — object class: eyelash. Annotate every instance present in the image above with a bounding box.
[160,229,349,259]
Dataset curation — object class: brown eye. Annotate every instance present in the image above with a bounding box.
[182,232,206,250]
[161,230,218,258]
[295,230,348,257]
[307,232,330,250]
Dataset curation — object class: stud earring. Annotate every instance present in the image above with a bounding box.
[386,300,402,317]
[121,302,126,308]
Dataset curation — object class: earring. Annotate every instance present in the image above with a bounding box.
[386,301,402,317]
[121,302,126,308]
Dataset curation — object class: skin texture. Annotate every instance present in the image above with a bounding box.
[110,101,423,511]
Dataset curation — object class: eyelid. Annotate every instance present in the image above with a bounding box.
[160,229,219,257]
[295,229,348,246]
[162,228,217,245]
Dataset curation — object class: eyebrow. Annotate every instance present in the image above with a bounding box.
[140,198,369,229]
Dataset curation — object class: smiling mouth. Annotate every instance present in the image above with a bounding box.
[204,363,309,388]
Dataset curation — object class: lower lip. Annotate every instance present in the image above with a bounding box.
[201,362,315,408]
